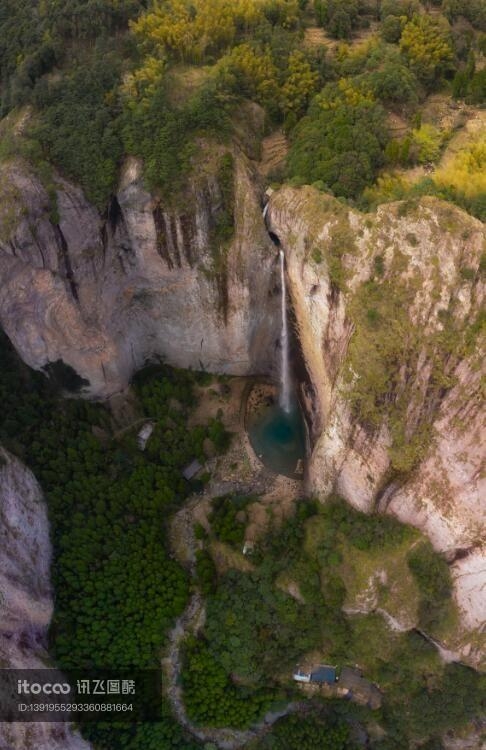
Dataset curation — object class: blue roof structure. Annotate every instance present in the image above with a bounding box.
[310,666,337,684]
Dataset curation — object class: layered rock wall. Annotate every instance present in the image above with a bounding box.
[0,148,279,397]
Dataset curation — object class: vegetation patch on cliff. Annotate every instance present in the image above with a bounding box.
[181,493,484,747]
[343,211,484,477]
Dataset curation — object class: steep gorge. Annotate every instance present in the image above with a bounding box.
[0,153,484,673]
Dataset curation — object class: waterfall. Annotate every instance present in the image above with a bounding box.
[279,250,291,412]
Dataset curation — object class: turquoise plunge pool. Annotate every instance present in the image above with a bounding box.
[247,394,306,478]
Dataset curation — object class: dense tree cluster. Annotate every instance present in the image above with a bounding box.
[202,568,325,683]
[408,541,453,631]
[287,79,388,197]
[31,51,123,208]
[256,713,351,750]
[184,493,485,745]
[442,0,486,31]
[2,0,485,213]
[130,0,276,64]
[2,334,483,747]
[182,639,273,728]
[208,494,252,546]
[0,0,144,113]
[0,334,229,749]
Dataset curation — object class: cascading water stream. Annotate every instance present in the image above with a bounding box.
[247,210,305,477]
[279,250,291,412]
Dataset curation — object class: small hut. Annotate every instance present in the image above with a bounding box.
[182,459,203,481]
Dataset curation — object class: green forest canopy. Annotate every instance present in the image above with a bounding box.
[0,332,226,749]
[0,0,485,215]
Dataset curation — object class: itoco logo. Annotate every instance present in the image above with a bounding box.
[17,680,71,695]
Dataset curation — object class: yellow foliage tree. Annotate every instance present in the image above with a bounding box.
[131,0,268,63]
[218,43,279,104]
[435,136,486,198]
[399,14,453,86]
[132,1,195,60]
[410,123,445,164]
[121,56,167,110]
[280,51,319,117]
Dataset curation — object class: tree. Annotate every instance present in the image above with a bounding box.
[410,124,444,164]
[367,60,419,105]
[315,0,363,39]
[399,14,454,88]
[381,14,403,42]
[280,50,320,118]
[287,80,388,198]
[470,69,486,104]
[380,0,420,19]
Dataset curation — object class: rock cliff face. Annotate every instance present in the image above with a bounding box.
[0,153,484,661]
[0,145,279,397]
[0,448,91,750]
[267,187,485,661]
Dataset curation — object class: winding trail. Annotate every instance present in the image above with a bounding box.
[162,496,300,749]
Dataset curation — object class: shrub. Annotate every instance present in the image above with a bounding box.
[410,124,444,163]
[408,542,453,630]
[399,14,454,88]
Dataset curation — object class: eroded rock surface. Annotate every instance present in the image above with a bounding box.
[0,448,91,750]
[0,147,279,397]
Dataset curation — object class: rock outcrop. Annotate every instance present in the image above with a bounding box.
[0,447,91,750]
[267,186,485,662]
[0,145,279,397]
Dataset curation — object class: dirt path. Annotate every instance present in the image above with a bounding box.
[162,376,306,747]
[163,496,300,749]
